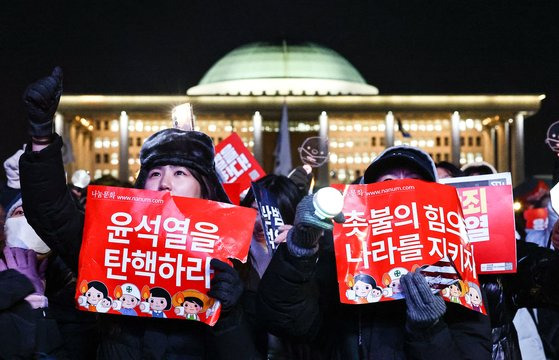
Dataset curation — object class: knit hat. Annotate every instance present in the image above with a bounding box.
[363,145,437,184]
[135,128,230,203]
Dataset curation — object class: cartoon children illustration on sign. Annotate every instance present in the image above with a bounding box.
[172,289,214,321]
[140,286,172,318]
[77,280,112,313]
[345,274,383,303]
[112,283,141,316]
[465,282,483,312]
[444,280,468,304]
[382,267,414,300]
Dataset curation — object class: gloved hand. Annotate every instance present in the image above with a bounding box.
[401,269,446,330]
[22,67,63,137]
[288,165,313,196]
[287,195,344,257]
[208,258,243,311]
[0,247,47,294]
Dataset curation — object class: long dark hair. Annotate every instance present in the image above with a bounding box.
[241,174,303,225]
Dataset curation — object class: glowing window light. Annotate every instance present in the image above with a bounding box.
[418,124,426,131]
[94,169,102,179]
[111,120,119,132]
[363,126,370,131]
[152,125,160,132]
[103,138,111,148]
[418,140,426,147]
[347,125,353,132]
[378,124,385,131]
[426,124,434,131]
[111,170,118,178]
[94,138,102,149]
[427,140,435,147]
[330,124,338,131]
[346,156,354,164]
[475,120,483,131]
[145,125,152,132]
[208,124,217,132]
[371,125,378,131]
[410,140,418,147]
[434,124,442,131]
[331,141,338,148]
[111,139,118,148]
[339,157,346,164]
[128,158,134,165]
[313,124,320,131]
[225,125,233,132]
[339,125,346,131]
[330,153,338,164]
[459,121,466,131]
[410,123,418,131]
[346,141,354,148]
[475,153,483,162]
[354,124,362,131]
[465,119,474,129]
[355,155,362,164]
[134,120,143,132]
[102,169,110,175]
[394,140,402,146]
[249,141,254,147]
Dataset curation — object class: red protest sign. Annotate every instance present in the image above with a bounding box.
[215,133,265,191]
[333,180,485,314]
[76,185,256,326]
[455,185,516,274]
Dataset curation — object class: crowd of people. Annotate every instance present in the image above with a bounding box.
[2,69,559,359]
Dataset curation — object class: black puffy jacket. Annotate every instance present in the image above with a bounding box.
[19,135,257,359]
[480,240,559,360]
[256,234,492,359]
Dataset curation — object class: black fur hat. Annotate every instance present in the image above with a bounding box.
[135,128,230,203]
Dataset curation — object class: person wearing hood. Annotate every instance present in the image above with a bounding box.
[18,68,253,359]
[257,145,491,359]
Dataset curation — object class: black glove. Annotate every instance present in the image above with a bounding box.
[23,67,63,137]
[208,258,243,311]
[400,269,446,330]
[288,166,313,196]
[287,195,344,257]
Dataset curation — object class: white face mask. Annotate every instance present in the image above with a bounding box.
[5,216,51,254]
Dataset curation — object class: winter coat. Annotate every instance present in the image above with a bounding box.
[19,135,255,359]
[0,268,67,359]
[256,234,492,359]
[480,240,559,360]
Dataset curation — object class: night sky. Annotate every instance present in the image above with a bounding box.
[2,1,559,179]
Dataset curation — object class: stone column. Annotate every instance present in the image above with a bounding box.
[513,112,525,185]
[451,111,461,166]
[385,111,395,148]
[119,111,129,183]
[252,111,263,164]
[318,111,329,187]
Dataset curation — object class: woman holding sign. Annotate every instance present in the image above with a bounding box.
[257,146,492,358]
[19,69,255,359]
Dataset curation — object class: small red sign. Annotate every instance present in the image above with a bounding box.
[215,133,265,192]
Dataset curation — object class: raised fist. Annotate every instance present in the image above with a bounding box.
[22,67,63,137]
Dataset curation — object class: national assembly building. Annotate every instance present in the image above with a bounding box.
[54,41,543,187]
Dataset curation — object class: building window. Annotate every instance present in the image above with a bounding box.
[444,137,449,146]
[444,153,449,161]
[104,121,109,130]
[103,154,109,164]
[460,137,465,146]
[435,153,441,162]
[436,137,441,146]
[129,137,132,146]
[95,154,101,164]
[380,137,385,146]
[136,137,142,147]
[468,137,473,147]
[371,137,377,146]
[96,121,101,130]
[476,136,481,147]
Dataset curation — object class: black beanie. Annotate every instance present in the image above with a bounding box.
[135,128,230,203]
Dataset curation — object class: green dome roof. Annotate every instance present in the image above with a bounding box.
[187,42,378,96]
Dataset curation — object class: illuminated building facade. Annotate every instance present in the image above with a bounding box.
[56,42,542,186]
